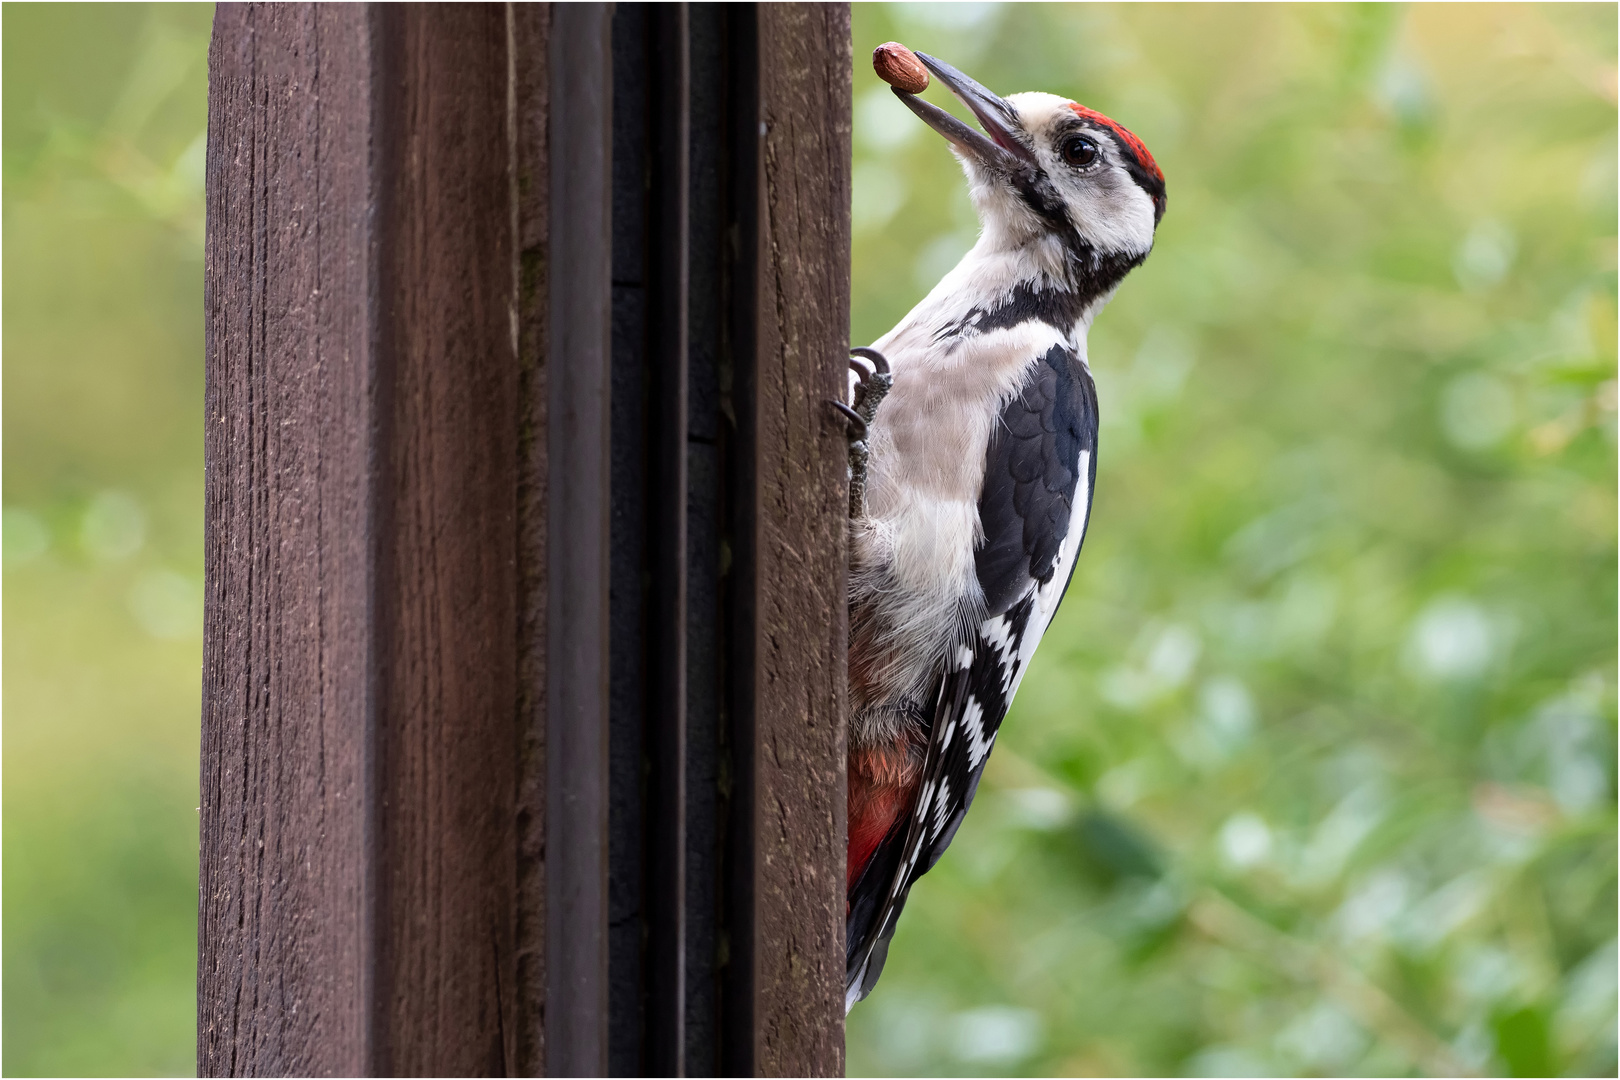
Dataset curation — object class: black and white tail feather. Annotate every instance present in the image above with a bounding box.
[846,344,1098,1012]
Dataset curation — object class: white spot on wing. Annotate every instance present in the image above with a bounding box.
[982,615,1015,653]
[934,776,953,836]
[963,696,995,770]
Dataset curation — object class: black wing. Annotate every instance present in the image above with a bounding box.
[976,343,1098,615]
[846,344,1099,1010]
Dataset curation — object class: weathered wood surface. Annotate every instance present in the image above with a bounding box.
[200,5,542,1074]
[200,7,376,1072]
[748,5,853,1076]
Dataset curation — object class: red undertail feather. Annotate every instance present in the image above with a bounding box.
[847,739,924,890]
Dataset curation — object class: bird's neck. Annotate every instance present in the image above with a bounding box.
[946,232,1136,343]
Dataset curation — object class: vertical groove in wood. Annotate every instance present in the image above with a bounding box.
[545,4,614,1076]
[645,7,692,1071]
[684,8,746,1072]
[607,3,696,1072]
[723,8,763,1073]
[608,11,652,1066]
[750,5,853,1076]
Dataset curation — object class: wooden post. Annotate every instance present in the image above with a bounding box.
[747,8,852,1073]
[199,3,849,1075]
[200,5,532,1074]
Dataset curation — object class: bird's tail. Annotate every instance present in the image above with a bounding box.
[845,813,913,1012]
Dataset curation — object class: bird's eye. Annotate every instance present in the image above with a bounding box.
[1060,135,1098,167]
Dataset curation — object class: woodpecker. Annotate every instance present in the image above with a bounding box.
[839,53,1165,1011]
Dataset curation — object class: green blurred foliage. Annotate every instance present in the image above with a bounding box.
[846,3,1617,1077]
[1,4,1613,1077]
[4,3,211,1075]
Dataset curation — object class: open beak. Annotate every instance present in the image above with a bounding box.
[892,53,1037,174]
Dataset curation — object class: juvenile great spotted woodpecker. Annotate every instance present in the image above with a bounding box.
[838,52,1166,1011]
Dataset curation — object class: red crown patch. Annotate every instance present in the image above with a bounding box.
[1069,103,1163,185]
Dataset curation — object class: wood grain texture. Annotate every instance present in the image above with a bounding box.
[200,5,541,1074]
[201,8,376,1072]
[371,7,520,1074]
[750,5,853,1076]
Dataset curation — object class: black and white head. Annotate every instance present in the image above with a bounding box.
[896,54,1166,274]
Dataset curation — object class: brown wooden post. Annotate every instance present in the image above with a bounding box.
[746,5,853,1075]
[200,3,849,1075]
[200,5,545,1073]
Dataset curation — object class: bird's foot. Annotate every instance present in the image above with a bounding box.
[833,400,871,522]
[850,347,892,425]
[834,348,892,521]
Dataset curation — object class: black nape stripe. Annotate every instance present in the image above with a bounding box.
[932,245,1144,345]
[934,280,1088,341]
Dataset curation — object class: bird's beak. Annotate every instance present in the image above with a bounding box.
[893,53,1037,174]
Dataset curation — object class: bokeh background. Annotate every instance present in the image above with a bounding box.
[5,3,210,1075]
[846,4,1616,1077]
[1,3,1613,1077]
